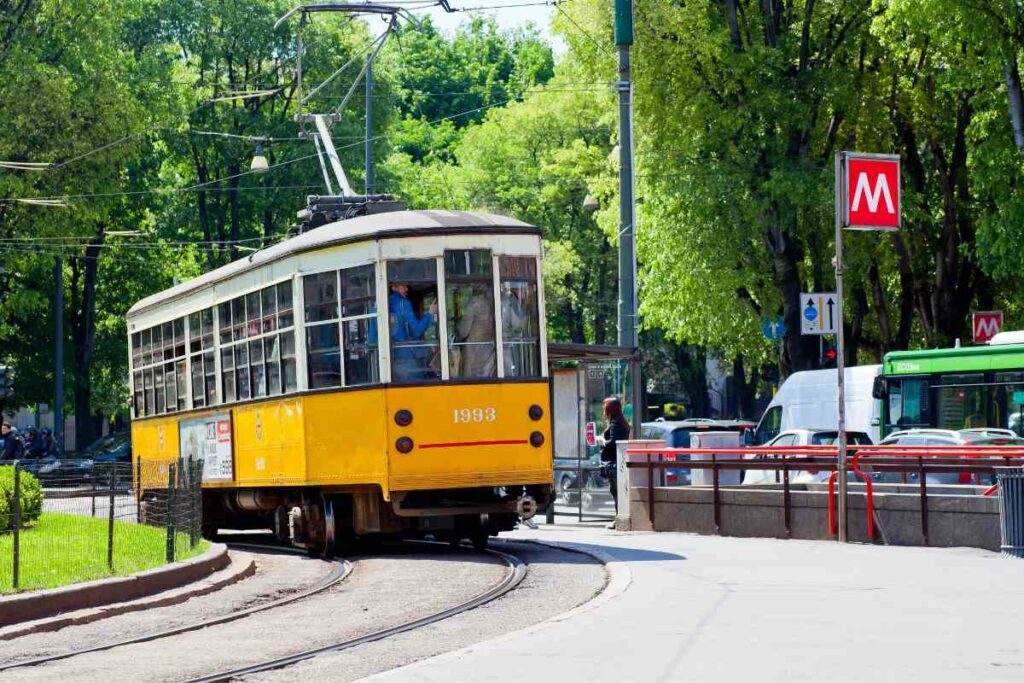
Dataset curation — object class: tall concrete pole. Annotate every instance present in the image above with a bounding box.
[365,54,374,195]
[834,151,848,542]
[54,257,64,454]
[615,0,641,427]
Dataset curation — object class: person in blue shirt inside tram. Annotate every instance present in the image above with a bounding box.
[388,282,438,381]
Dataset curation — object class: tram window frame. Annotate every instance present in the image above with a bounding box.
[214,280,297,404]
[130,314,189,418]
[498,256,542,378]
[188,307,217,409]
[340,264,379,387]
[444,250,497,380]
[386,259,441,384]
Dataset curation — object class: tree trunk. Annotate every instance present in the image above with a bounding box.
[70,233,104,450]
[672,343,709,418]
[1003,51,1024,156]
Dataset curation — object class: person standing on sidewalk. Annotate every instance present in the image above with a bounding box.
[600,397,631,521]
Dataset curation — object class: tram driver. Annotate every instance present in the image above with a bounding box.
[389,282,438,381]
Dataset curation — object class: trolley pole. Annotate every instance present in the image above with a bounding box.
[365,53,374,195]
[614,0,641,428]
[834,152,848,542]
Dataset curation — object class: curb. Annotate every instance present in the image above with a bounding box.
[0,542,232,628]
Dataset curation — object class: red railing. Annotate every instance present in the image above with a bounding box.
[624,444,1024,544]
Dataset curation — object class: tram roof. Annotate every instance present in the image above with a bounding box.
[128,210,537,316]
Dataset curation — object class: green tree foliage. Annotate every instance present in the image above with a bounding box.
[561,0,1024,376]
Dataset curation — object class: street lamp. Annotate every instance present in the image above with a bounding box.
[250,142,269,173]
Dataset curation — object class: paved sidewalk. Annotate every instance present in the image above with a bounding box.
[365,525,1024,682]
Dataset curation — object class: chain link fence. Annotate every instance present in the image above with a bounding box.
[0,458,204,593]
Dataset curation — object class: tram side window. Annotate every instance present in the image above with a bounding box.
[304,272,341,389]
[387,259,439,382]
[445,250,496,379]
[340,264,379,386]
[499,256,541,377]
[188,307,216,408]
[130,317,187,417]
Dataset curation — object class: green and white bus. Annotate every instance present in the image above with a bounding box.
[879,332,1024,438]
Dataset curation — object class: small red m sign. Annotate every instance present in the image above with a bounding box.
[973,312,1003,344]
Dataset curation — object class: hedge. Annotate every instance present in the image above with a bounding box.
[0,466,43,531]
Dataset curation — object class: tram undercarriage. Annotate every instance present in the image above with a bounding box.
[202,484,552,553]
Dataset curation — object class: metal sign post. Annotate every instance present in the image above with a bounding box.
[834,152,848,542]
[835,150,901,542]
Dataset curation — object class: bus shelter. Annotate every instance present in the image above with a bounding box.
[546,343,638,522]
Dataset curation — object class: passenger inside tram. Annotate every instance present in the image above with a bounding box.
[387,261,440,381]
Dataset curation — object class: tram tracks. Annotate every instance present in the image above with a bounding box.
[0,542,526,682]
[0,543,351,674]
[183,546,525,683]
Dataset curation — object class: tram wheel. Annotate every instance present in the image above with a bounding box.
[322,495,337,557]
[471,531,489,551]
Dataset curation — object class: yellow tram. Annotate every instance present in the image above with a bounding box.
[127,210,553,551]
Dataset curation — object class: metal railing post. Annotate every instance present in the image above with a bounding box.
[107,465,116,570]
[647,453,654,526]
[782,456,791,538]
[712,453,720,534]
[12,463,21,590]
[190,462,200,548]
[166,462,177,563]
[918,456,929,546]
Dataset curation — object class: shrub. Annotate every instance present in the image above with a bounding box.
[0,466,43,530]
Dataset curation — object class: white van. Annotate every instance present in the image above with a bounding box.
[751,365,882,444]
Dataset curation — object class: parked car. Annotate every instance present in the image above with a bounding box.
[742,428,873,485]
[0,452,63,481]
[875,428,1024,486]
[641,419,756,486]
[65,432,132,485]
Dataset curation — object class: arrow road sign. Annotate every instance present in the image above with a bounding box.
[800,292,837,335]
[761,316,786,341]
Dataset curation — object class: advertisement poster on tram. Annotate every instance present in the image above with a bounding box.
[179,413,234,482]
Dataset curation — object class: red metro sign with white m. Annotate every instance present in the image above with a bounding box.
[844,154,901,230]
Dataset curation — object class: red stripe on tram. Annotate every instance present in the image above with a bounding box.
[418,439,529,449]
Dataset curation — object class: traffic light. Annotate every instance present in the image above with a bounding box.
[821,340,838,368]
[0,365,13,399]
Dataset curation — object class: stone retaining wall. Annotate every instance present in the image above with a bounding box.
[626,485,1000,550]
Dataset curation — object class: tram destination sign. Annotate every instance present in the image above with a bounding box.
[843,153,901,231]
[180,413,234,482]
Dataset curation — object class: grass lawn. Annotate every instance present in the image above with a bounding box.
[0,512,208,593]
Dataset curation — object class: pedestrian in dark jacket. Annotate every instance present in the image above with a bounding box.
[600,397,631,517]
[1,422,25,460]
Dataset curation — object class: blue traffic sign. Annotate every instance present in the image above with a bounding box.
[804,301,818,322]
[761,316,786,340]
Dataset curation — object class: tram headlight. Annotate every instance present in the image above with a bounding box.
[396,436,415,453]
[528,404,544,421]
[394,409,413,427]
[529,431,545,448]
